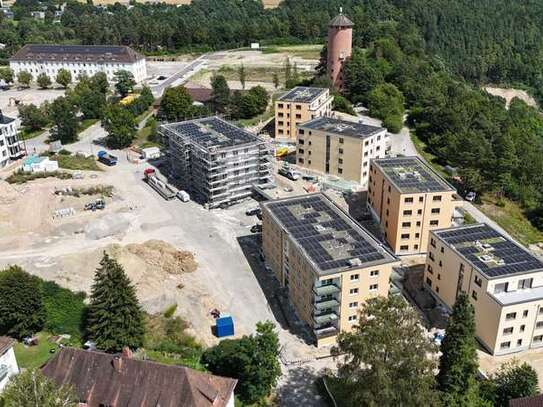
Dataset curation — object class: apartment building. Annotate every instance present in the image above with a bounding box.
[424,223,543,355]
[159,116,272,208]
[0,112,24,168]
[261,193,398,347]
[274,87,332,140]
[296,116,387,186]
[367,156,461,255]
[10,44,147,83]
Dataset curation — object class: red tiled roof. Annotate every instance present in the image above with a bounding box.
[510,394,543,407]
[42,347,237,407]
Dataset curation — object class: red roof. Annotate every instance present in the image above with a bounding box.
[42,347,237,407]
[510,395,543,407]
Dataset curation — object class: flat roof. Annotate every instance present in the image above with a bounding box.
[299,116,385,139]
[10,44,144,64]
[277,87,328,103]
[372,156,454,194]
[161,116,262,150]
[263,193,397,275]
[435,223,543,279]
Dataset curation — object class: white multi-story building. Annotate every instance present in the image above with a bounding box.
[10,44,147,84]
[0,337,19,393]
[0,111,24,168]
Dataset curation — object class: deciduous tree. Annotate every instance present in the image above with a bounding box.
[102,104,137,149]
[17,71,32,87]
[331,295,440,407]
[18,103,49,131]
[49,96,79,144]
[37,73,52,89]
[238,64,246,90]
[0,67,14,84]
[114,70,136,97]
[3,369,77,407]
[56,68,72,88]
[211,74,230,112]
[0,265,46,339]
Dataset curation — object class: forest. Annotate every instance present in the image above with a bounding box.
[3,0,543,228]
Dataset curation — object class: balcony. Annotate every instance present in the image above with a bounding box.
[314,298,340,311]
[314,324,338,339]
[313,310,339,325]
[313,284,341,296]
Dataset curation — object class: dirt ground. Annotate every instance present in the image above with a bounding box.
[0,86,65,117]
[484,86,538,109]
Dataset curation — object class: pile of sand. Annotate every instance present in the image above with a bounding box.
[110,239,197,275]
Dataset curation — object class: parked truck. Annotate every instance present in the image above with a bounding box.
[97,150,118,166]
[144,168,177,200]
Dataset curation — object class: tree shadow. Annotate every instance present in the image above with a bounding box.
[277,365,330,407]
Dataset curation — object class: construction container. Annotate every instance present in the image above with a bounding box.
[215,316,234,338]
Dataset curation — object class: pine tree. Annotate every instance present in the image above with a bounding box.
[86,253,144,352]
[437,293,489,406]
[238,64,246,90]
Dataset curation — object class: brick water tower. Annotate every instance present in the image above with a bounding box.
[327,8,353,90]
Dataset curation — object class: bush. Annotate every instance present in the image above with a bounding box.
[5,170,72,184]
[42,281,87,339]
[163,304,177,318]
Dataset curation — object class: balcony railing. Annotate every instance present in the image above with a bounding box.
[313,284,341,296]
[314,299,340,310]
[313,310,339,325]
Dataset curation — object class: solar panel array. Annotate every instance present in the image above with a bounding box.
[278,87,327,103]
[266,195,391,273]
[28,45,127,55]
[374,157,452,193]
[437,225,543,278]
[301,116,384,139]
[13,44,141,63]
[167,117,259,150]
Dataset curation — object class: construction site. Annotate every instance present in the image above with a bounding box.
[160,116,273,208]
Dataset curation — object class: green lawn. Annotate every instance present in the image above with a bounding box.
[217,65,312,83]
[262,44,323,59]
[55,153,101,171]
[13,332,57,369]
[19,127,46,140]
[78,118,99,134]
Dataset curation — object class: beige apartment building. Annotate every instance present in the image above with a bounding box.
[424,223,543,355]
[261,193,398,347]
[367,156,462,255]
[296,117,387,186]
[274,87,332,140]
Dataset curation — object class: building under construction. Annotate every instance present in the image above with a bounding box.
[160,116,273,208]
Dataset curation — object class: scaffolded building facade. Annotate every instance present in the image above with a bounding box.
[160,116,273,208]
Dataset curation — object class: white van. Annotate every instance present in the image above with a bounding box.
[177,190,190,202]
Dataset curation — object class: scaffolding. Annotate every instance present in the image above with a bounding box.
[159,117,273,208]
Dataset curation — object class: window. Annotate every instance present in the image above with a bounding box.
[338,158,343,164]
[430,220,439,226]
[403,210,413,216]
[430,238,436,248]
[537,321,543,329]
[349,302,358,308]
[370,270,379,277]
[436,286,440,293]
[535,335,543,343]
[295,104,301,110]
[295,114,301,119]
[426,277,432,287]
[349,288,359,295]
[338,168,343,174]
[437,273,441,280]
[417,209,423,215]
[402,222,411,228]
[298,138,305,144]
[415,233,420,238]
[369,284,378,291]
[416,221,421,226]
[520,325,526,332]
[428,252,435,261]
[427,265,433,274]
[401,233,410,239]
[500,341,511,350]
[503,327,513,335]
[517,339,523,347]
[433,195,442,201]
[523,310,529,318]
[419,196,424,202]
[474,276,482,287]
[298,148,304,154]
[518,278,533,289]
[350,274,359,281]
[339,137,344,144]
[348,315,357,322]
[414,244,419,250]
[298,158,304,164]
[472,290,478,300]
[338,148,344,154]
[506,312,517,321]
[494,282,509,294]
[405,197,414,203]
[400,245,409,251]
[431,208,441,214]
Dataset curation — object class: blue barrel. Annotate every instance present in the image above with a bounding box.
[215,316,234,338]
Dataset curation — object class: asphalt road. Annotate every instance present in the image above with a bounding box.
[150,54,208,97]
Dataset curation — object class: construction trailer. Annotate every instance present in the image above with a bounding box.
[159,116,273,208]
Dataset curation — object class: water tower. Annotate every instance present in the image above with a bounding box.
[327,8,353,90]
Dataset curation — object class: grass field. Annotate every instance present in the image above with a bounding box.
[13,332,57,369]
[262,44,323,60]
[19,128,46,141]
[55,153,101,171]
[78,118,99,134]
[217,65,312,83]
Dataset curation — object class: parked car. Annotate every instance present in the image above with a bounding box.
[246,207,261,216]
[278,167,300,181]
[177,190,190,202]
[250,224,262,233]
[465,191,477,202]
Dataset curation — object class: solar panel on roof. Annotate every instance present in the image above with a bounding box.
[266,194,392,273]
